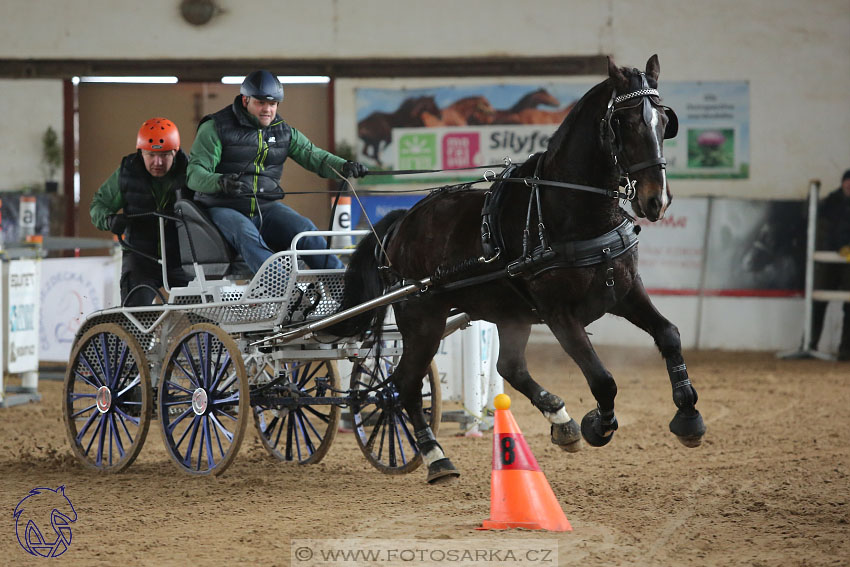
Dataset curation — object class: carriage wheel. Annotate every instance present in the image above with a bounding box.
[252,360,340,464]
[158,323,248,476]
[62,323,152,472]
[350,343,441,474]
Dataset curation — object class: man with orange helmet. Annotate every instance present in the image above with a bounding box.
[187,70,368,273]
[90,117,190,306]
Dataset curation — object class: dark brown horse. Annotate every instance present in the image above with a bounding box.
[491,88,561,124]
[335,55,704,484]
[421,95,495,127]
[357,96,441,165]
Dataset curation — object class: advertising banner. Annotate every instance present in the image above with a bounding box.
[355,80,749,183]
[7,259,39,373]
[39,257,116,362]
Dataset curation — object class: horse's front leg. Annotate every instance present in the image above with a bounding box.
[610,278,706,447]
[545,314,620,447]
[496,322,582,452]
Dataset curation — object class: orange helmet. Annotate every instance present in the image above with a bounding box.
[136,117,180,151]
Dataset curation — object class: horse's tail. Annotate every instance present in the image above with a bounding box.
[326,209,407,338]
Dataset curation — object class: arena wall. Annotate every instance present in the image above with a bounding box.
[0,0,848,351]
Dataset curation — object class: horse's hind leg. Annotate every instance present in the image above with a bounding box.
[611,279,706,446]
[393,304,461,483]
[496,322,582,452]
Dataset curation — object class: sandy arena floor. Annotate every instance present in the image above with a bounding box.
[1,343,848,566]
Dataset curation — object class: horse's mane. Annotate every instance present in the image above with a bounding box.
[545,78,610,156]
[396,95,435,115]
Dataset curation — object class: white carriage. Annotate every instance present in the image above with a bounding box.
[62,198,461,476]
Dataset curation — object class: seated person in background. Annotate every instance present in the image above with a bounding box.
[90,117,190,306]
[810,169,850,360]
[186,70,368,273]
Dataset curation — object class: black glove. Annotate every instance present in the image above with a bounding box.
[107,214,127,235]
[342,161,369,179]
[218,173,245,197]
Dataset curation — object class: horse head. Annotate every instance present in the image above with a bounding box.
[395,96,442,126]
[605,55,676,221]
[526,88,560,109]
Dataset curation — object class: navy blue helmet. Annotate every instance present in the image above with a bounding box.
[240,70,284,102]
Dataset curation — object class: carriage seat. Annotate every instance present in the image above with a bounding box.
[173,198,251,280]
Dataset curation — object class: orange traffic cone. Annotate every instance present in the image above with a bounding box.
[478,394,572,531]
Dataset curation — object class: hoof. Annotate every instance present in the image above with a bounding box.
[551,419,582,452]
[581,409,617,447]
[427,458,461,484]
[669,410,706,447]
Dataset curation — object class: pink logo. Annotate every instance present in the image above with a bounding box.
[442,133,480,169]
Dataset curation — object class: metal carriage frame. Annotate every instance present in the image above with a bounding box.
[62,223,463,477]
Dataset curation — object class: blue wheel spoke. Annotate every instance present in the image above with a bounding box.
[166,407,195,435]
[97,333,111,387]
[294,411,318,455]
[209,413,235,443]
[393,413,408,464]
[111,342,129,389]
[173,355,200,387]
[209,354,231,393]
[398,412,417,448]
[387,411,397,467]
[78,353,105,388]
[115,376,141,399]
[299,362,323,389]
[74,368,101,390]
[303,405,331,423]
[214,407,238,422]
[363,411,386,453]
[214,373,237,396]
[195,419,206,470]
[211,415,226,457]
[114,407,141,426]
[118,412,136,444]
[76,409,100,445]
[212,392,240,406]
[107,413,114,466]
[179,417,202,464]
[95,414,108,466]
[71,403,97,419]
[165,381,195,396]
[357,406,380,429]
[203,417,216,466]
[376,414,388,462]
[272,414,285,449]
[195,334,209,388]
[110,413,126,458]
[286,412,298,461]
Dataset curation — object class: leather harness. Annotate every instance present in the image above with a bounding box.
[378,78,673,316]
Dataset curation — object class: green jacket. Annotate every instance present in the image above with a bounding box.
[90,161,183,231]
[186,110,346,196]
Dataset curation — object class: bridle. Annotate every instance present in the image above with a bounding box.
[601,72,678,198]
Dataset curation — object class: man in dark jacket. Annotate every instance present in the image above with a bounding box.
[810,169,850,359]
[90,117,189,306]
[186,70,367,273]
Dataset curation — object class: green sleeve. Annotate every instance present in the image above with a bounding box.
[287,126,348,179]
[90,167,125,231]
[186,120,224,194]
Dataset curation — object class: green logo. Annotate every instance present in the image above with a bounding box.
[398,133,437,170]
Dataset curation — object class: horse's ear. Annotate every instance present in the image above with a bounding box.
[607,56,627,87]
[645,54,660,82]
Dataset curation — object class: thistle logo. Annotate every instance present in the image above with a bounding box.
[13,486,77,558]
